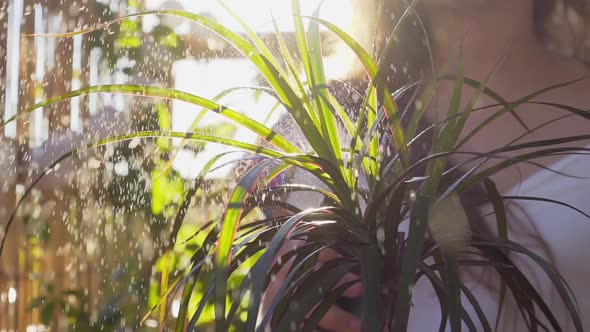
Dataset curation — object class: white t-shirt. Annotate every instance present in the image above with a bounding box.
[502,151,590,331]
[409,151,590,331]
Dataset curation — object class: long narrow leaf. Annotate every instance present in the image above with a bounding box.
[307,16,409,166]
[0,84,299,154]
[392,195,429,332]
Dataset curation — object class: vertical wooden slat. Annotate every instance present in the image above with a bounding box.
[0,0,8,120]
[40,240,49,329]
[30,240,40,326]
[80,38,90,131]
[41,6,74,327]
[0,0,19,330]
[0,0,13,223]
[17,248,27,332]
[45,7,73,134]
[16,3,36,330]
[18,0,35,146]
[0,277,3,329]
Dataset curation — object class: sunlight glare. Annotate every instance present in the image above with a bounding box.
[167,1,355,179]
[147,0,353,33]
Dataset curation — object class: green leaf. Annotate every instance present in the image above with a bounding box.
[456,145,590,193]
[407,80,437,142]
[392,194,429,332]
[483,179,507,240]
[307,4,344,174]
[459,280,492,332]
[454,52,506,141]
[215,159,278,330]
[416,261,478,332]
[1,84,299,154]
[218,0,287,80]
[41,302,55,325]
[456,76,589,149]
[482,177,509,331]
[276,259,355,331]
[161,85,273,178]
[445,255,461,332]
[151,166,184,216]
[471,237,580,331]
[301,279,359,332]
[118,18,141,49]
[307,15,409,167]
[423,53,464,197]
[171,153,237,331]
[244,207,341,331]
[360,245,382,332]
[261,244,336,329]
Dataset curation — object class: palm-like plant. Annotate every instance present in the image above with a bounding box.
[2,1,589,331]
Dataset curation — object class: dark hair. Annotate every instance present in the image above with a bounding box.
[534,0,587,38]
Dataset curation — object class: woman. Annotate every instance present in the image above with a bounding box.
[268,0,590,330]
